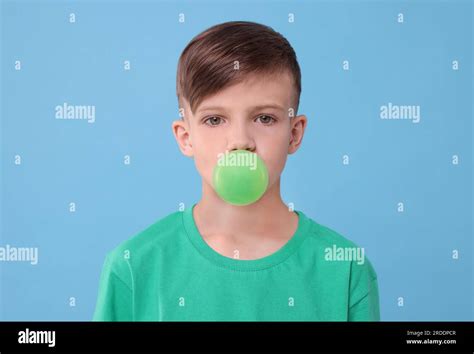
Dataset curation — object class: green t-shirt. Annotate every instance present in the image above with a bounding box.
[93,204,380,321]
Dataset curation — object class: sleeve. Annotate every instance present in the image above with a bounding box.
[348,259,380,321]
[92,253,134,321]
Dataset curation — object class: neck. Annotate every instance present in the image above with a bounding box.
[194,177,292,238]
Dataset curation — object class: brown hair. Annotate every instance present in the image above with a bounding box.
[176,21,302,116]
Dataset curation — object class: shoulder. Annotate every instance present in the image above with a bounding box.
[102,210,184,284]
[302,212,361,251]
[110,210,183,257]
[301,211,378,280]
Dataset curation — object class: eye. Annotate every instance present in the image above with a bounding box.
[203,116,224,127]
[256,114,276,125]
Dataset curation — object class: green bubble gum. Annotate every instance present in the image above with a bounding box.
[212,150,269,206]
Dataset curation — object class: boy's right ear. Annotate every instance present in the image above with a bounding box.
[171,119,194,157]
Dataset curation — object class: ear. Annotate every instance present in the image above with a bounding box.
[171,118,194,157]
[288,115,307,154]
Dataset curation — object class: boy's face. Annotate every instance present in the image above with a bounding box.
[172,71,307,195]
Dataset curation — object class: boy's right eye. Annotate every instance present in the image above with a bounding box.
[203,116,223,126]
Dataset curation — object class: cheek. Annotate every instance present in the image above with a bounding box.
[191,130,224,181]
[258,129,290,180]
[265,151,288,183]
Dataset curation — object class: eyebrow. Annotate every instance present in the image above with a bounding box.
[197,104,285,113]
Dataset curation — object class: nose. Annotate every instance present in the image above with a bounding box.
[226,119,256,152]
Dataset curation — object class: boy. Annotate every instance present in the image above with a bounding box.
[93,21,380,321]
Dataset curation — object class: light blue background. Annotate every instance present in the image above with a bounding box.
[1,0,472,321]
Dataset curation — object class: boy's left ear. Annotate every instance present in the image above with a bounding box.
[288,115,307,154]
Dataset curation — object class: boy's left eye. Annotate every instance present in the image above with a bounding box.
[255,115,276,125]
